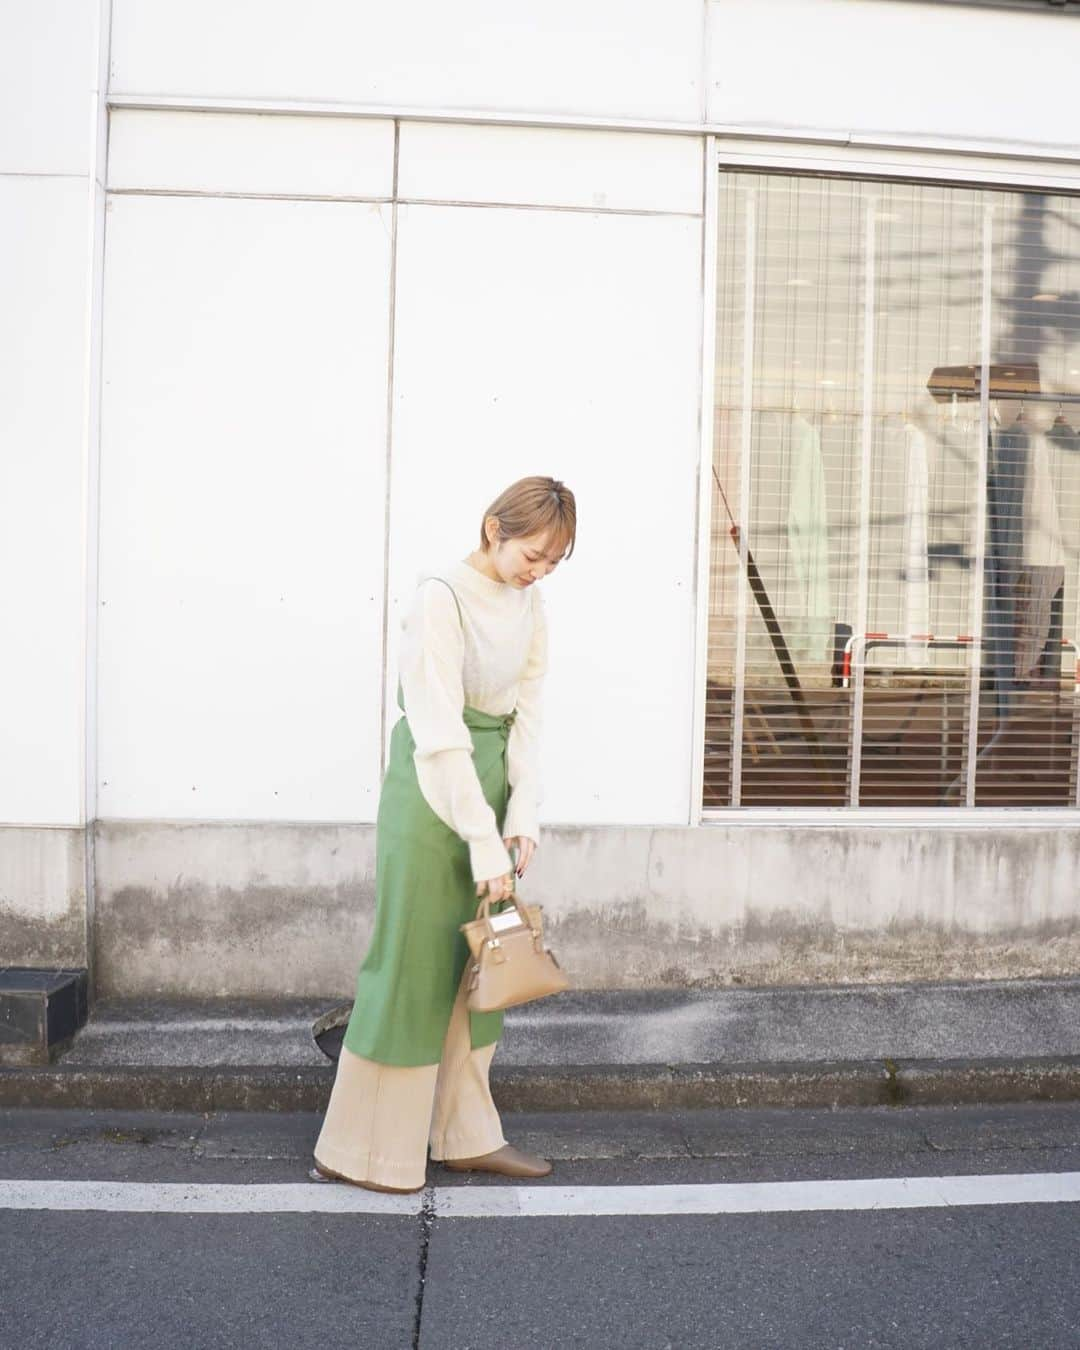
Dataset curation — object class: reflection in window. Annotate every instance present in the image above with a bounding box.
[705,172,1080,808]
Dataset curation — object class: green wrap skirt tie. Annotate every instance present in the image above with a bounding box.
[341,681,517,1067]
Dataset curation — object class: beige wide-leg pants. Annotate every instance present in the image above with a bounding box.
[313,961,507,1190]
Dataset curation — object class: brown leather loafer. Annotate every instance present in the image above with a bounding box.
[443,1143,552,1178]
[310,1159,425,1194]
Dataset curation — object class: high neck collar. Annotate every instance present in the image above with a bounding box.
[448,557,516,598]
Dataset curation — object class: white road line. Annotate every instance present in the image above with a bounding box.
[435,1172,1080,1218]
[1,1172,1079,1217]
[0,1181,420,1215]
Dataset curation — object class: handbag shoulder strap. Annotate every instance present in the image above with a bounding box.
[420,575,464,631]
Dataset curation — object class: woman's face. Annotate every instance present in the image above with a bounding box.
[488,528,564,589]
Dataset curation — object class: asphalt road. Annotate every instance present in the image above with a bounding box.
[2,1102,1079,1349]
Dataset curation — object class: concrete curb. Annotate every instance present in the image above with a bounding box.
[492,1057,1080,1111]
[3,1055,1080,1113]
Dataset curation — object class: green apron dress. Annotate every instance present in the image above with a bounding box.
[341,578,516,1068]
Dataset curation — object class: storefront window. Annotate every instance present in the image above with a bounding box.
[706,171,1080,808]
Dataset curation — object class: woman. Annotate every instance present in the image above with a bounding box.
[313,475,576,1193]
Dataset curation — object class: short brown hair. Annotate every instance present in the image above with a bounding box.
[479,476,576,560]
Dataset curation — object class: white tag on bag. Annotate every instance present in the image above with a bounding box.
[488,906,527,933]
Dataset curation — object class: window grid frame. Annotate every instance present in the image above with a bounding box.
[699,159,1080,818]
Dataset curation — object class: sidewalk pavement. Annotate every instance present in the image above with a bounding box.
[2,976,1079,1113]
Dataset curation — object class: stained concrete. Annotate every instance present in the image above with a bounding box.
[87,818,1080,997]
[92,820,376,997]
[0,826,87,968]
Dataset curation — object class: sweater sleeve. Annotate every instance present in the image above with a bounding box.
[398,579,514,884]
[502,585,548,848]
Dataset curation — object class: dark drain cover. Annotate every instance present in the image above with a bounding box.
[0,968,88,1066]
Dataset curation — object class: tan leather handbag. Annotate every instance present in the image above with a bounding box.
[460,875,569,1012]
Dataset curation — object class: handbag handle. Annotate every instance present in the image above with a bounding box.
[473,878,537,944]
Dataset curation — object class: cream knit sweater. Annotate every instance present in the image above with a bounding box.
[397,558,547,883]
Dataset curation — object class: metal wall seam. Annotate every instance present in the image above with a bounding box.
[83,0,115,989]
[378,124,401,785]
[105,94,1080,179]
[104,188,700,219]
[690,135,719,825]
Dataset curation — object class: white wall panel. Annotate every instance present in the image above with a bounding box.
[110,0,703,124]
[398,123,704,215]
[0,0,99,175]
[707,0,1080,151]
[98,195,392,821]
[388,205,703,827]
[0,177,92,826]
[108,110,395,199]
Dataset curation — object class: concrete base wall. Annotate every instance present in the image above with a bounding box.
[0,827,88,969]
[92,821,376,998]
[89,819,1080,998]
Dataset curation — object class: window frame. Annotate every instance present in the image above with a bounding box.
[694,141,1080,824]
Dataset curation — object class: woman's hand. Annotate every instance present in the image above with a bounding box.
[475,837,537,901]
[476,871,513,902]
[502,835,537,880]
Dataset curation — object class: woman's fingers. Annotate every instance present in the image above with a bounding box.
[502,835,537,878]
[476,872,513,901]
[515,837,536,877]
